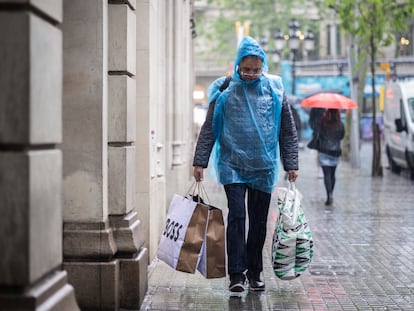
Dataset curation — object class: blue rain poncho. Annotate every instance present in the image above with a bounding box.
[209,36,284,193]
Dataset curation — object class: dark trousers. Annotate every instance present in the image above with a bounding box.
[322,165,337,194]
[224,183,271,280]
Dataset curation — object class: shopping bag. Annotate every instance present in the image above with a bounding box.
[157,192,209,273]
[272,183,313,280]
[197,206,226,279]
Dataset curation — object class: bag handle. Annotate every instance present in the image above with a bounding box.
[185,181,211,204]
[280,182,298,215]
[185,182,198,201]
[280,181,295,205]
[198,182,211,204]
[287,182,300,221]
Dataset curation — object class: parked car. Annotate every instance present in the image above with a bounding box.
[383,80,414,179]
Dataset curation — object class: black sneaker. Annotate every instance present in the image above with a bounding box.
[229,274,245,292]
[229,279,245,292]
[249,279,265,291]
[247,271,265,291]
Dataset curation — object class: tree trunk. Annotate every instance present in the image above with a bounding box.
[370,33,383,177]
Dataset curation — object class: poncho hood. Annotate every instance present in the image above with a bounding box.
[233,36,269,81]
[207,36,285,193]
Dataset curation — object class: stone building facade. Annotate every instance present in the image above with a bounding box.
[0,0,195,310]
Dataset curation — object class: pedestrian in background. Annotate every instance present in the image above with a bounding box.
[309,107,325,133]
[192,36,299,293]
[316,108,345,205]
[309,107,325,178]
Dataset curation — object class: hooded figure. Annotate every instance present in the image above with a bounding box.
[211,37,285,193]
[193,36,299,292]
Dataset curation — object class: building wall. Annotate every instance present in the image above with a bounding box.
[0,0,195,310]
[135,0,195,263]
[0,1,79,309]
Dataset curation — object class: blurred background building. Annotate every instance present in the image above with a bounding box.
[193,0,414,141]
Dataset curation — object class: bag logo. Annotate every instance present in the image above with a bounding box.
[163,218,183,241]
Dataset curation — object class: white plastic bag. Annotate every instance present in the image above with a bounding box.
[272,183,313,280]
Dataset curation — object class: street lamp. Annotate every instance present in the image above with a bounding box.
[273,29,286,51]
[259,36,269,53]
[304,29,315,53]
[271,29,285,64]
[272,20,315,95]
[288,19,301,95]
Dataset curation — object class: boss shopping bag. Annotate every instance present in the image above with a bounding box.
[196,205,226,279]
[156,190,209,274]
[272,183,313,280]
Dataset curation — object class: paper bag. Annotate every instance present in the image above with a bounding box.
[197,206,226,279]
[157,194,209,273]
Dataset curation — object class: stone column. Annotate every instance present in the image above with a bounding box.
[0,1,79,310]
[108,1,148,309]
[135,0,151,259]
[62,0,147,309]
[170,1,194,189]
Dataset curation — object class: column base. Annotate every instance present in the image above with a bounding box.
[0,270,79,311]
[63,260,119,310]
[63,247,148,310]
[63,213,148,310]
[119,248,148,309]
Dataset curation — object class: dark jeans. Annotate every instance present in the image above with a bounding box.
[224,183,271,280]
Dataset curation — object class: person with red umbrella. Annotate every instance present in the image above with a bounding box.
[308,107,325,178]
[314,109,345,205]
[303,91,357,185]
[301,92,358,110]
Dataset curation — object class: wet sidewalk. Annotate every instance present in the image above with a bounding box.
[140,142,414,311]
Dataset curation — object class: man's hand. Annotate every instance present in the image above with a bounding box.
[287,170,298,182]
[193,166,204,182]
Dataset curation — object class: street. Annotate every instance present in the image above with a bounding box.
[140,141,414,311]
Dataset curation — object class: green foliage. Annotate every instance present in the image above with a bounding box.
[324,0,414,176]
[195,0,316,66]
[325,0,413,54]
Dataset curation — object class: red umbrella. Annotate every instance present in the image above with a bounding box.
[300,93,358,109]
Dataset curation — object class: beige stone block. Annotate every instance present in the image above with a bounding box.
[108,146,136,215]
[62,0,108,224]
[0,150,62,286]
[0,270,80,310]
[135,1,149,50]
[63,221,117,258]
[64,261,119,310]
[136,50,149,96]
[63,168,108,222]
[108,75,136,142]
[119,248,148,309]
[109,4,136,74]
[135,192,149,255]
[0,0,63,23]
[109,212,145,254]
[135,127,149,189]
[0,12,62,145]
